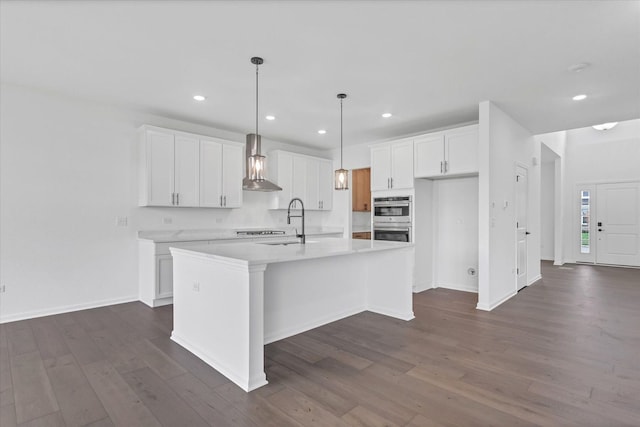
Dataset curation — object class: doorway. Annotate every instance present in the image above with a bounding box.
[576,181,640,267]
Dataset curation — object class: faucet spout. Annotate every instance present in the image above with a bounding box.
[286,198,305,244]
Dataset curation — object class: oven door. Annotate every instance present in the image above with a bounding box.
[373,202,411,222]
[373,225,412,243]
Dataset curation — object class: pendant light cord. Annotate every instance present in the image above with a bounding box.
[255,62,259,137]
[340,97,343,169]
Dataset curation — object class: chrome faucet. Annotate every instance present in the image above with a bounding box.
[287,198,305,244]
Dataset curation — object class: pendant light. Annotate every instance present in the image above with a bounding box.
[334,93,349,190]
[242,57,282,191]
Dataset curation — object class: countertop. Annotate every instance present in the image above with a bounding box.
[138,226,343,243]
[170,237,412,266]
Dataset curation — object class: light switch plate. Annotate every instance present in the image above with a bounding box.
[116,216,128,227]
[163,217,173,225]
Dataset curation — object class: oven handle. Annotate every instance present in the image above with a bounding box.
[374,227,412,232]
[373,202,411,207]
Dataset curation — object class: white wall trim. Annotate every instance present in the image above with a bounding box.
[476,290,517,311]
[413,282,434,293]
[0,295,139,324]
[527,274,542,286]
[436,283,478,294]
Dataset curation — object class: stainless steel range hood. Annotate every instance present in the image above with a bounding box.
[242,133,282,192]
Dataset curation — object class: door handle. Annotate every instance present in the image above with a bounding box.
[598,228,604,232]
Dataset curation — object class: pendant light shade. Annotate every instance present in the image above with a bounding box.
[335,93,349,191]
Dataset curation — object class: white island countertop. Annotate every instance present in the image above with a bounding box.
[138,226,343,243]
[170,237,411,266]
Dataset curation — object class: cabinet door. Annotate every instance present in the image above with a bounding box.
[305,158,320,210]
[371,145,391,191]
[199,139,223,207]
[174,135,200,207]
[145,130,175,206]
[445,126,478,175]
[222,143,243,208]
[414,134,445,178]
[157,255,173,298]
[391,140,414,189]
[318,160,333,210]
[270,152,293,209]
[291,156,307,207]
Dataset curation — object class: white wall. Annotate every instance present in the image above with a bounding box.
[478,101,540,311]
[434,177,479,292]
[0,83,332,322]
[413,179,433,292]
[561,119,640,263]
[540,161,555,260]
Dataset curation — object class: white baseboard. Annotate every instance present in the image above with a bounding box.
[413,282,434,293]
[367,305,415,321]
[0,295,139,324]
[527,274,542,286]
[436,283,478,293]
[264,305,366,345]
[476,290,517,311]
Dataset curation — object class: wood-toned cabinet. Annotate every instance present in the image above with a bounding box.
[352,231,371,240]
[352,168,371,211]
[370,140,414,191]
[269,150,333,210]
[414,124,478,178]
[139,125,243,208]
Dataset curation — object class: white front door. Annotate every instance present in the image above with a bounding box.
[596,182,640,266]
[516,166,528,291]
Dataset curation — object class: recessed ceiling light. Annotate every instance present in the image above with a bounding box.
[193,95,206,101]
[382,113,392,118]
[572,94,587,101]
[592,122,618,131]
[265,115,275,121]
[568,62,591,73]
[317,129,327,135]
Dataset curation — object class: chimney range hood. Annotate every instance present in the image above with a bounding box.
[242,56,282,192]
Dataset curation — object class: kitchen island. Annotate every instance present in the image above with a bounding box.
[170,237,414,392]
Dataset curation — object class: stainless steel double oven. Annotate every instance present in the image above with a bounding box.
[372,196,412,243]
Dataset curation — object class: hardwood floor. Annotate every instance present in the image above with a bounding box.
[1,261,639,426]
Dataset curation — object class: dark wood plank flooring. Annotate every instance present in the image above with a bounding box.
[1,261,639,426]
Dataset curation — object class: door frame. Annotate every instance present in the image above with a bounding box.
[574,179,640,265]
[515,162,529,292]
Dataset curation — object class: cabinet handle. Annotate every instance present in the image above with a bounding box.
[444,160,448,173]
[176,193,179,205]
[220,195,223,207]
[391,177,393,188]
[440,161,443,174]
[224,196,226,206]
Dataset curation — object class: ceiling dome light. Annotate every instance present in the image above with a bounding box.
[265,115,275,121]
[382,113,392,118]
[592,122,618,131]
[318,129,327,134]
[193,95,206,101]
[572,94,587,101]
[568,62,591,73]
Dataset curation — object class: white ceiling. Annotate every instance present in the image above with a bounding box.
[1,1,639,149]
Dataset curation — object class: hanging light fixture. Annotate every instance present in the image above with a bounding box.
[242,57,282,192]
[334,93,349,190]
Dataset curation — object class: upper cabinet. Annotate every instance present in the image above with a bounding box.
[268,150,333,210]
[138,125,243,208]
[200,138,243,208]
[414,124,478,179]
[370,140,414,191]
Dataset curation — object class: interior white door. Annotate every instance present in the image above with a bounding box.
[516,166,528,291]
[596,182,640,266]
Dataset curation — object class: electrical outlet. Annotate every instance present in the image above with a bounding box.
[163,217,173,225]
[116,216,128,227]
[192,282,200,292]
[0,285,6,293]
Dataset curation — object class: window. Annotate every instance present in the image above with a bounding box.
[580,190,591,253]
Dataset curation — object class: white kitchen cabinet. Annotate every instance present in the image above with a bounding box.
[317,159,333,210]
[414,124,478,178]
[200,138,243,208]
[370,140,414,191]
[268,150,333,210]
[139,125,243,208]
